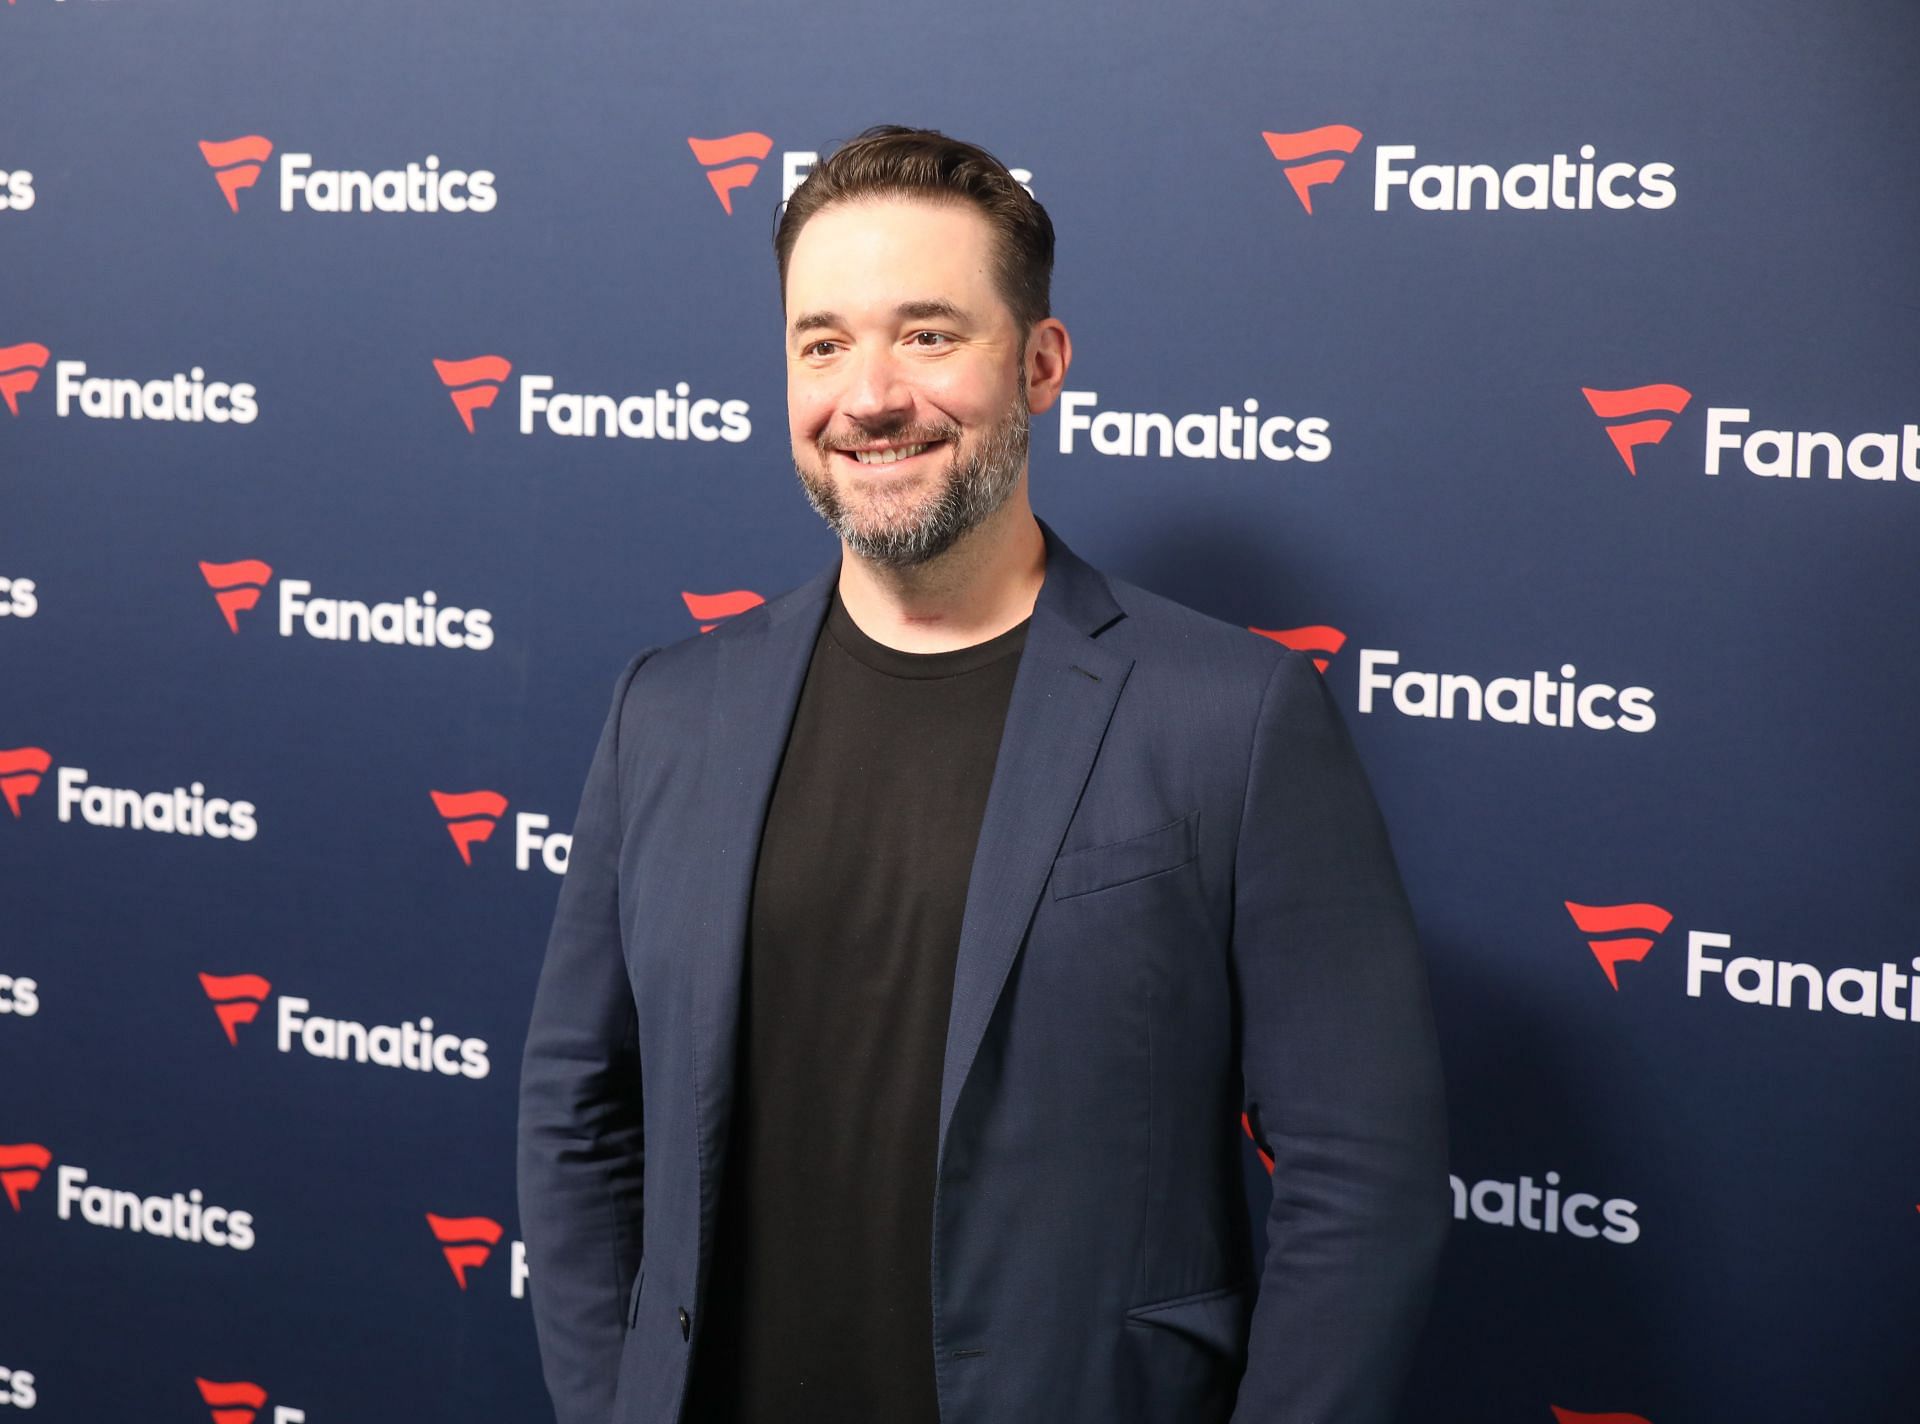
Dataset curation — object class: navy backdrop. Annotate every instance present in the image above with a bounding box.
[4,2,1918,1421]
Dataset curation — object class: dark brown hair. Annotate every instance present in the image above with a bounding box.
[774,125,1054,331]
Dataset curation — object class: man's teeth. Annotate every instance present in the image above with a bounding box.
[851,442,935,465]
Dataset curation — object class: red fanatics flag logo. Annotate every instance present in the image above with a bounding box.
[199,559,274,634]
[199,136,275,213]
[434,355,513,433]
[1582,384,1693,475]
[1249,624,1347,674]
[1262,125,1364,214]
[1551,1410,1653,1424]
[0,1142,51,1211]
[199,972,273,1046]
[682,589,766,633]
[0,746,51,818]
[426,1212,504,1289]
[430,789,509,865]
[687,132,774,214]
[1565,901,1674,990]
[195,1377,268,1424]
[0,342,50,417]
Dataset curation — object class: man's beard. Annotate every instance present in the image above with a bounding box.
[793,383,1030,570]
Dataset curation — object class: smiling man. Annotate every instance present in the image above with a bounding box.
[518,126,1448,1424]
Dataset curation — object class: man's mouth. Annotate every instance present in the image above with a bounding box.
[836,440,947,468]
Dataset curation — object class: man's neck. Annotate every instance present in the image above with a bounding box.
[836,494,1046,654]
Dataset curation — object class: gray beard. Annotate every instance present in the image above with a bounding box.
[793,386,1030,570]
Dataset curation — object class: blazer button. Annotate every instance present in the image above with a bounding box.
[678,1306,690,1341]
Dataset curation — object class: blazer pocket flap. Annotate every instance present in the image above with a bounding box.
[1123,1283,1250,1356]
[1051,812,1198,900]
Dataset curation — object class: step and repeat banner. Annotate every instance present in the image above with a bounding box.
[4,1,1916,1420]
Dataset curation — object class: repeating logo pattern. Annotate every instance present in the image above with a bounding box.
[5,33,1906,1423]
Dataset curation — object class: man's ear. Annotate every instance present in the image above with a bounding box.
[1024,318,1072,415]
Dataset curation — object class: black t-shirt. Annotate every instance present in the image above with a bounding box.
[683,589,1030,1423]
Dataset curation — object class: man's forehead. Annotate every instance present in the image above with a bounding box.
[785,196,1000,319]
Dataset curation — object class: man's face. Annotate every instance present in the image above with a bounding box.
[785,196,1032,568]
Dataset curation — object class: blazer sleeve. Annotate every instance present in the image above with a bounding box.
[517,649,657,1424]
[1227,650,1449,1424]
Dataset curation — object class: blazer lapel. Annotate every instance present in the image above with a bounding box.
[936,523,1134,1158]
[689,560,835,1211]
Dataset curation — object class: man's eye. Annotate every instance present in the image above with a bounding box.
[802,340,839,358]
[910,331,952,348]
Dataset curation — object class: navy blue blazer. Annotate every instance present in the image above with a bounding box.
[517,520,1447,1424]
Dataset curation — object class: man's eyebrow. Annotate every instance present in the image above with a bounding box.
[894,299,971,324]
[789,300,975,337]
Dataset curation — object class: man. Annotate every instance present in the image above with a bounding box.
[518,126,1447,1424]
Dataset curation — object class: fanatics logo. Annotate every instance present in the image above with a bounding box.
[199,970,491,1080]
[0,341,49,416]
[1265,126,1676,215]
[1551,1411,1652,1424]
[195,1377,267,1424]
[687,133,774,214]
[1261,125,1363,214]
[1565,901,1674,990]
[1359,650,1656,733]
[431,790,569,874]
[0,747,50,817]
[426,1212,502,1289]
[0,1142,51,1211]
[51,358,257,424]
[199,972,272,1046]
[199,136,275,213]
[206,558,495,652]
[1582,384,1693,475]
[682,589,765,633]
[203,136,494,216]
[1250,624,1347,673]
[55,765,259,841]
[199,559,274,634]
[431,789,508,865]
[434,355,513,433]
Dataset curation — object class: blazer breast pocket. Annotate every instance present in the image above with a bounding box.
[1050,811,1199,900]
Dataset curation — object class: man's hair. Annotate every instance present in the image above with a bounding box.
[774,125,1054,332]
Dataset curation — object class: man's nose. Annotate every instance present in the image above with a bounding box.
[837,343,915,429]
